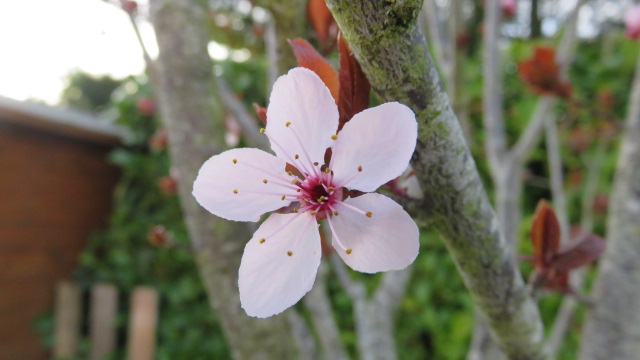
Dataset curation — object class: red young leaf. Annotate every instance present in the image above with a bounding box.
[337,34,371,130]
[550,233,606,272]
[531,200,561,270]
[288,38,339,101]
[518,46,572,98]
[252,103,267,125]
[307,0,336,51]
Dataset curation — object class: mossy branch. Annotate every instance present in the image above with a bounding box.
[325,1,547,358]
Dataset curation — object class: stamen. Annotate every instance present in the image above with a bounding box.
[324,168,331,174]
[262,179,268,184]
[285,121,292,127]
[313,162,319,166]
[232,159,237,164]
[260,128,265,133]
[281,195,286,200]
[259,238,266,244]
[232,189,238,194]
[317,196,325,202]
[286,123,321,177]
[262,130,314,176]
[331,134,338,140]
[336,201,371,217]
[310,210,317,215]
[262,211,304,240]
[358,165,363,172]
[287,251,293,256]
[346,249,352,254]
[325,210,349,251]
[333,210,339,216]
[293,207,299,213]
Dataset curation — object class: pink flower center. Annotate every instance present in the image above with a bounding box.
[295,171,343,218]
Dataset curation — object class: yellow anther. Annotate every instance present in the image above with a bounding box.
[262,179,268,184]
[310,210,317,215]
[291,179,298,184]
[317,196,325,202]
[281,195,286,200]
[346,248,352,255]
[259,238,266,244]
[260,128,265,133]
[285,121,291,127]
[293,207,299,213]
[313,162,319,166]
[294,154,299,159]
[287,251,293,256]
[366,211,373,218]
[333,211,339,216]
[324,168,331,173]
[296,189,301,192]
[232,158,237,164]
[358,165,363,172]
[331,134,338,140]
[232,189,238,194]
[287,171,293,176]
[328,187,334,191]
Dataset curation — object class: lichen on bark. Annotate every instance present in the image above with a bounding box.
[326,1,547,358]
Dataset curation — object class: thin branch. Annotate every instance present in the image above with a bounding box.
[330,254,365,300]
[421,0,449,82]
[373,268,412,312]
[216,78,270,150]
[482,0,508,176]
[544,114,570,244]
[303,263,349,360]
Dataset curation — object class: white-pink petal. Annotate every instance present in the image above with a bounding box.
[239,213,322,318]
[330,102,417,192]
[192,148,295,222]
[266,68,339,173]
[330,193,419,273]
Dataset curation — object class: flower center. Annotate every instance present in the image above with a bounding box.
[295,172,342,217]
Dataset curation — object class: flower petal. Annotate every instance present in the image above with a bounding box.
[193,148,296,222]
[239,212,322,318]
[330,102,417,192]
[266,67,339,173]
[330,193,419,273]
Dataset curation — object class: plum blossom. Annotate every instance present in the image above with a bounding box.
[193,67,419,318]
[625,5,640,40]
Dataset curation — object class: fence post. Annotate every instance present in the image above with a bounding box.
[126,286,158,360]
[53,281,81,359]
[89,283,119,360]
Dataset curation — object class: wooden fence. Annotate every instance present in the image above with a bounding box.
[53,281,158,360]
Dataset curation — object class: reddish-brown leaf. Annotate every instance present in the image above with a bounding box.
[337,34,370,130]
[288,38,339,101]
[518,46,572,98]
[531,200,561,270]
[307,0,336,51]
[252,103,267,125]
[550,233,606,272]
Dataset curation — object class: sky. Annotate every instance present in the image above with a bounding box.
[0,0,157,104]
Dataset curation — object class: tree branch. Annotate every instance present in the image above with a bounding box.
[216,78,269,150]
[149,1,302,358]
[579,46,640,360]
[326,1,546,358]
[483,0,508,176]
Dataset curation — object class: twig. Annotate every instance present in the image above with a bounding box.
[482,0,508,176]
[303,263,349,360]
[421,0,449,82]
[544,114,570,244]
[215,78,270,150]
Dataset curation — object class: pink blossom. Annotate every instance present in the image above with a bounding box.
[502,0,517,18]
[193,68,419,318]
[626,5,640,40]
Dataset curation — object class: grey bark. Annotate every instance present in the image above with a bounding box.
[149,1,301,358]
[325,1,546,358]
[579,48,640,360]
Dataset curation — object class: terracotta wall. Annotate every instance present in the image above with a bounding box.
[0,121,119,360]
